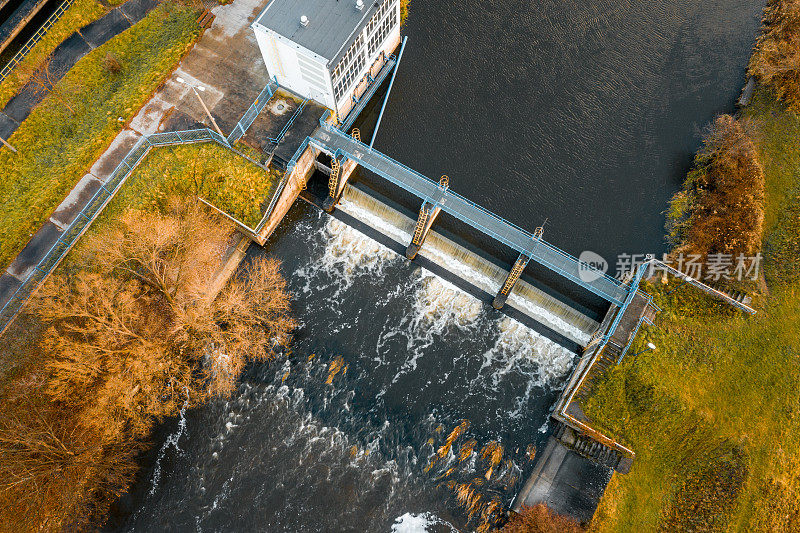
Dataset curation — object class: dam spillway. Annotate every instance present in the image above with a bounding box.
[308,122,630,308]
[335,184,599,348]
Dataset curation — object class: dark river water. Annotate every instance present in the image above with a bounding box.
[108,1,762,531]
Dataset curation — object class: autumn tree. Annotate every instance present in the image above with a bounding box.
[36,199,295,438]
[0,378,140,531]
[501,504,584,533]
[666,115,765,262]
[749,0,800,114]
[0,198,295,529]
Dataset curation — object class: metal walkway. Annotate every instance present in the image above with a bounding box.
[308,123,629,306]
[339,55,397,132]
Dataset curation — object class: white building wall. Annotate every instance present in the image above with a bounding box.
[253,0,401,118]
[253,27,336,109]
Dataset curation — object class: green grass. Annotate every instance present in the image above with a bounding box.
[0,0,108,109]
[743,89,800,286]
[0,2,201,270]
[100,142,279,228]
[587,89,800,532]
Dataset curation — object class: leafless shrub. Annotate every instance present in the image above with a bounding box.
[102,52,123,74]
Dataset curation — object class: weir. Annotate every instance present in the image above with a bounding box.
[242,92,638,350]
[236,93,662,524]
[307,122,630,308]
[336,185,600,347]
[0,2,761,526]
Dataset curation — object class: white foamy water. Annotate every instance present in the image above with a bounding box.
[293,215,400,305]
[413,272,483,333]
[148,396,189,496]
[319,217,398,286]
[486,317,575,386]
[390,512,457,532]
[296,201,581,398]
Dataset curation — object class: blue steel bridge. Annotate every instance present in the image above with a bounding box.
[306,120,630,308]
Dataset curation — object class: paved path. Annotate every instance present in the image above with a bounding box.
[0,0,270,313]
[0,0,159,140]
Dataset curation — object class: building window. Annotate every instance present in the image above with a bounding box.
[332,34,364,81]
[366,0,391,35]
[333,49,366,101]
[331,33,367,101]
[367,1,398,56]
[330,0,398,103]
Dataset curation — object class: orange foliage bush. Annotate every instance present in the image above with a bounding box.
[667,115,764,261]
[749,0,800,114]
[501,504,584,533]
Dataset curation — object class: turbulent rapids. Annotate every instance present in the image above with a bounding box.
[112,197,587,530]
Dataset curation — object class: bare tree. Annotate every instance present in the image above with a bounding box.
[24,56,77,114]
[0,388,140,531]
[35,199,296,437]
[0,198,295,529]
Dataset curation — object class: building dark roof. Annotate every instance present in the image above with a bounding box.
[255,0,379,65]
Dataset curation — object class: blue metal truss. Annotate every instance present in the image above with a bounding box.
[305,123,630,306]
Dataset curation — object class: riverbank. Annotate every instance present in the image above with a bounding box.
[584,2,800,529]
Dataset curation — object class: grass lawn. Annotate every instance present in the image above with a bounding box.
[744,90,800,287]
[0,0,108,109]
[586,88,800,532]
[100,142,279,228]
[0,2,201,270]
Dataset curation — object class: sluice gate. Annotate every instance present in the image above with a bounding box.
[335,185,600,347]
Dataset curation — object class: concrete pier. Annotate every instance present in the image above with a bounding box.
[322,155,358,212]
[405,201,441,259]
[512,435,611,523]
[255,144,318,244]
[492,253,530,309]
[405,176,448,260]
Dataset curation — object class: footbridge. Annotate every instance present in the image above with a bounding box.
[306,121,629,308]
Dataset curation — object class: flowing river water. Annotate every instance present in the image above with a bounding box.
[108,0,763,531]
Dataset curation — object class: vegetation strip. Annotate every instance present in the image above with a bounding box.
[0,2,201,270]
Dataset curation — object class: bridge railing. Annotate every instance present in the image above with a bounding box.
[0,127,280,334]
[266,97,308,145]
[227,78,278,144]
[313,121,628,303]
[0,0,76,83]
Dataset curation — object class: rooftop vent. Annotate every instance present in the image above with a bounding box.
[355,0,364,10]
[300,15,309,27]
